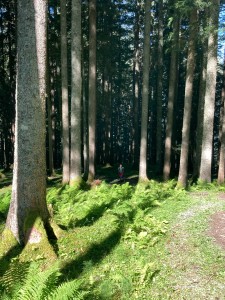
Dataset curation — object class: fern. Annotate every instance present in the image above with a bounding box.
[0,262,86,300]
[12,264,60,300]
[0,260,30,296]
[47,280,88,300]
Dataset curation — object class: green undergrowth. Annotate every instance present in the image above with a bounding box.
[1,178,225,298]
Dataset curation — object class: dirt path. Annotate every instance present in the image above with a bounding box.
[163,193,225,299]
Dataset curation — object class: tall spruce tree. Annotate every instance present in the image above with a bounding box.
[6,0,49,244]
[178,8,197,188]
[88,0,97,182]
[139,0,152,181]
[61,0,70,184]
[70,0,82,184]
[199,0,219,182]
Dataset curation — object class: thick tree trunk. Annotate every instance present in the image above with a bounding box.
[6,0,49,244]
[193,40,207,180]
[163,13,180,181]
[139,0,152,181]
[178,8,197,188]
[199,0,219,183]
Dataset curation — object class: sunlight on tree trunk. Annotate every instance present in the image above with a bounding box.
[61,0,70,184]
[139,0,152,182]
[70,0,82,185]
[178,8,197,188]
[6,0,49,244]
[199,0,219,183]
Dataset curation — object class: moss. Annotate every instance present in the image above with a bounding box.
[0,172,6,181]
[49,218,64,239]
[19,213,57,263]
[0,227,20,258]
[70,176,88,190]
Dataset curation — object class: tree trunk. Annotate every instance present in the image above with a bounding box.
[199,0,219,183]
[70,0,82,185]
[138,0,152,182]
[163,12,180,181]
[133,0,141,168]
[218,53,225,184]
[178,8,197,188]
[88,0,97,182]
[6,0,49,244]
[61,0,70,184]
[70,0,82,184]
[155,0,164,174]
[193,34,208,180]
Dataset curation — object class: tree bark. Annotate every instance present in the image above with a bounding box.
[133,0,141,168]
[155,0,164,174]
[178,8,197,188]
[199,0,219,183]
[218,53,225,184]
[70,0,82,184]
[163,12,180,181]
[139,0,152,181]
[61,0,70,184]
[88,0,97,182]
[6,0,49,244]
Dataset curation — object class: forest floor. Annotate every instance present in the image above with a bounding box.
[1,169,225,298]
[149,191,225,299]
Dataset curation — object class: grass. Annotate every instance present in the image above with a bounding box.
[1,170,225,299]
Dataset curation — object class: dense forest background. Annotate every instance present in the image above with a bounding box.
[1,0,225,186]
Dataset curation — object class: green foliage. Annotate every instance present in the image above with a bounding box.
[0,262,87,300]
[0,260,29,297]
[190,179,225,192]
[123,209,168,249]
[0,190,11,217]
[3,179,210,299]
[47,181,134,228]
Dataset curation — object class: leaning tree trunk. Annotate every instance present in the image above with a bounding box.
[177,8,197,188]
[138,0,152,182]
[6,0,49,244]
[199,0,219,183]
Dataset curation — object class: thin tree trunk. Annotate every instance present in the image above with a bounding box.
[133,0,141,168]
[218,53,225,184]
[155,0,163,174]
[60,0,70,184]
[70,0,82,184]
[139,0,152,182]
[88,0,97,182]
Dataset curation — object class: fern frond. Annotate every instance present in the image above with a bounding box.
[0,260,30,295]
[47,280,87,300]
[13,264,60,300]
